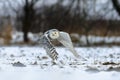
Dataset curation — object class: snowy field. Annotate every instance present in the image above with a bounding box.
[0,46,120,80]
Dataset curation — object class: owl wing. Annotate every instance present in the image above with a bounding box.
[57,32,80,58]
[42,36,58,61]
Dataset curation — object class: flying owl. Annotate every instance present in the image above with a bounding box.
[39,29,81,61]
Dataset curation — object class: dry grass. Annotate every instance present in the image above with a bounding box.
[0,23,13,45]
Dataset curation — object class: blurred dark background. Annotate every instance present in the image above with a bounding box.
[0,0,120,46]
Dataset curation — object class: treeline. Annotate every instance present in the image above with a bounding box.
[0,0,120,43]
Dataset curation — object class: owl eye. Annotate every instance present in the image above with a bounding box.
[52,33,55,36]
[55,32,58,34]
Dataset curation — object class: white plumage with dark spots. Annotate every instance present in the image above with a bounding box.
[39,29,81,61]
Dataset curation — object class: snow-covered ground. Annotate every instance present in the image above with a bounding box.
[0,46,120,80]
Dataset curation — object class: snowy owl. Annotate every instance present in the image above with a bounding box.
[39,29,80,61]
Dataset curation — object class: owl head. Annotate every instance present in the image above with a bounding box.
[46,29,60,39]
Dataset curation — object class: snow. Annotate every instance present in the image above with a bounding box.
[79,35,120,45]
[10,32,120,46]
[0,46,120,80]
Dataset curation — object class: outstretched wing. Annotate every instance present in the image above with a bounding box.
[40,35,58,61]
[57,32,80,58]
